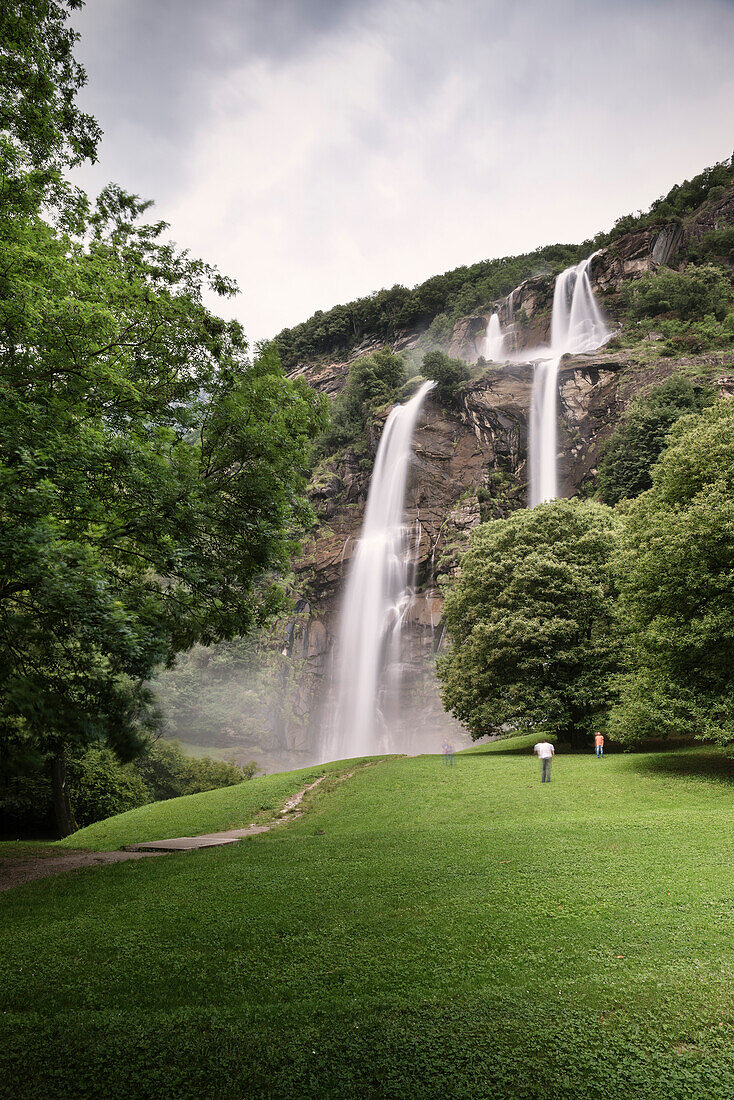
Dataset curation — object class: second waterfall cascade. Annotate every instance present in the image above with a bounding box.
[529,255,609,506]
[322,380,435,762]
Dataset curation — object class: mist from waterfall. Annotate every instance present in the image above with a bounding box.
[321,380,435,762]
[528,255,608,507]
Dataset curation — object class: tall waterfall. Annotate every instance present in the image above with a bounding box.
[485,313,506,362]
[322,380,435,762]
[528,255,608,506]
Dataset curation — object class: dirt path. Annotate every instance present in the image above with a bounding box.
[0,774,333,892]
[0,848,164,892]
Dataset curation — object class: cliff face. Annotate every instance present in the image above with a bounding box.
[279,194,734,757]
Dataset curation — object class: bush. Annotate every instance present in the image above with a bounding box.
[421,350,469,407]
[133,739,256,802]
[426,312,453,348]
[596,377,715,505]
[68,748,151,828]
[688,227,734,264]
[623,264,732,323]
[311,349,407,461]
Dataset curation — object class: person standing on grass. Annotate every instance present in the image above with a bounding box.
[533,739,555,783]
[594,731,605,758]
[441,738,455,766]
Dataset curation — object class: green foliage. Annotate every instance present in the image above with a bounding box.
[0,190,327,783]
[611,399,734,745]
[425,311,453,348]
[275,244,581,369]
[1,738,256,834]
[67,747,151,828]
[133,738,256,801]
[657,312,734,355]
[623,263,732,323]
[273,158,733,370]
[311,348,406,461]
[152,632,306,753]
[596,377,715,505]
[0,0,101,216]
[421,350,469,406]
[601,157,734,243]
[438,500,621,746]
[688,226,734,264]
[58,759,357,850]
[0,10,329,834]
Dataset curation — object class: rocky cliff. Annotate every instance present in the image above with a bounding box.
[275,183,734,759]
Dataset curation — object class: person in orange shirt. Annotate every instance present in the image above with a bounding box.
[594,731,605,758]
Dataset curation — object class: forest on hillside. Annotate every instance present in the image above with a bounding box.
[274,158,734,368]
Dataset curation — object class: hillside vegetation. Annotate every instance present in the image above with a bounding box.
[274,158,734,368]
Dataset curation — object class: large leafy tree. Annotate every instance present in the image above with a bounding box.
[437,500,620,748]
[1,0,101,214]
[0,2,328,833]
[596,376,715,505]
[610,399,734,746]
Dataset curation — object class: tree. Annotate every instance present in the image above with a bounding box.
[0,192,327,833]
[0,0,101,218]
[422,350,469,407]
[311,348,406,460]
[596,377,715,505]
[610,399,734,745]
[437,500,620,748]
[622,264,732,323]
[0,4,328,834]
[132,739,257,802]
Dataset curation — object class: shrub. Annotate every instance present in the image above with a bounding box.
[421,351,469,407]
[311,349,407,461]
[68,748,151,828]
[596,377,715,505]
[688,227,734,264]
[426,312,453,348]
[133,739,256,802]
[623,264,732,323]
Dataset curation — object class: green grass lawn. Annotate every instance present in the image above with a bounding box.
[56,758,371,851]
[2,747,734,1099]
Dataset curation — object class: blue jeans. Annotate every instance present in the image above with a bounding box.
[596,746,603,757]
[541,759,551,782]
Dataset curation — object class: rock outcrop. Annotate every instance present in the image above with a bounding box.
[276,190,734,758]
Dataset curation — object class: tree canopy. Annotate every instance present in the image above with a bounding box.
[610,399,734,745]
[596,376,715,506]
[437,500,620,747]
[0,0,328,834]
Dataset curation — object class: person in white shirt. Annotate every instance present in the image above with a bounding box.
[533,740,555,783]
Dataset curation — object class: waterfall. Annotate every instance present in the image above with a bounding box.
[528,255,608,506]
[322,380,435,762]
[485,313,506,362]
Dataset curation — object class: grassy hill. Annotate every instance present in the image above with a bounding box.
[2,746,734,1098]
[57,759,366,852]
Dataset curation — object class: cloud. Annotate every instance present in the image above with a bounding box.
[73,0,734,343]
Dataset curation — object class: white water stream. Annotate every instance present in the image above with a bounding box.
[322,380,435,762]
[484,313,506,362]
[528,255,609,506]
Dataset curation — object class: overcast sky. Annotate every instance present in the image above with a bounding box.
[71,0,734,345]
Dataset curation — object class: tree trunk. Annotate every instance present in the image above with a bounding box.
[51,750,78,838]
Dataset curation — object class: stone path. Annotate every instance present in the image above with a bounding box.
[0,775,330,891]
[122,775,327,851]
